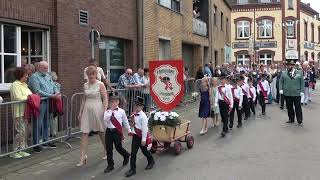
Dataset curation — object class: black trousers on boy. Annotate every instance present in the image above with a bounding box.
[248,98,256,115]
[219,100,229,133]
[130,134,154,171]
[105,128,130,167]
[229,101,242,128]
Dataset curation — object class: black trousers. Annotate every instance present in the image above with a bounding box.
[242,95,250,118]
[130,134,154,170]
[248,98,256,115]
[280,94,285,108]
[229,101,242,128]
[219,100,229,133]
[105,128,130,166]
[258,93,266,114]
[284,96,303,123]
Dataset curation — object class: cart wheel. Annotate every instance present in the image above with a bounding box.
[186,136,194,149]
[174,141,182,155]
[164,142,171,148]
[150,140,158,154]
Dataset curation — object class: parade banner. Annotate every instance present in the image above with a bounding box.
[149,60,184,111]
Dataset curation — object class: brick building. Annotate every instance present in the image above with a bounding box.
[0,0,139,97]
[229,0,320,66]
[142,0,231,76]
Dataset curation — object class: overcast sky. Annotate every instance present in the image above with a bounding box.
[302,0,320,14]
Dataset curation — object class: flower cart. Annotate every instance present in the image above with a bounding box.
[148,111,194,155]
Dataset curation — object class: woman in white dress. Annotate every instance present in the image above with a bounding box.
[77,66,108,167]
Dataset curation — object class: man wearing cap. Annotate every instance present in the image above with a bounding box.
[279,59,304,125]
[229,77,243,129]
[103,91,131,173]
[125,96,155,177]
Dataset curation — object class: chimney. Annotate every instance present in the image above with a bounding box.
[307,3,311,7]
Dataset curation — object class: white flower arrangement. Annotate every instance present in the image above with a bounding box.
[149,111,181,128]
[191,92,199,98]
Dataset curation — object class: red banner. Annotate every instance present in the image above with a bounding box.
[149,60,184,111]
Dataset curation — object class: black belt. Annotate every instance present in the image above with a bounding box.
[107,128,117,132]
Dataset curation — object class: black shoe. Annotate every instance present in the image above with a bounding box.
[237,123,242,128]
[145,161,155,170]
[125,169,136,177]
[123,155,130,166]
[43,143,57,149]
[220,132,226,137]
[286,120,294,124]
[301,103,303,106]
[298,121,303,126]
[244,117,248,120]
[304,103,308,106]
[228,125,233,130]
[262,112,265,115]
[104,166,114,173]
[253,112,256,115]
[280,106,284,110]
[33,146,43,153]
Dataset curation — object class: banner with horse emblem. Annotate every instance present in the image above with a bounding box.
[149,60,184,111]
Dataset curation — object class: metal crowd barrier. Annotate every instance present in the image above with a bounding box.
[0,95,69,158]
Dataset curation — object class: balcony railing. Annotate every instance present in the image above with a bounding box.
[193,18,207,36]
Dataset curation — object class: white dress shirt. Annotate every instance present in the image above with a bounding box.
[257,80,270,95]
[132,110,149,142]
[104,107,131,132]
[249,86,257,101]
[241,83,250,97]
[232,86,243,107]
[215,85,234,108]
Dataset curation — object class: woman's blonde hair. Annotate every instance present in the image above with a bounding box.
[211,77,218,86]
[86,66,97,76]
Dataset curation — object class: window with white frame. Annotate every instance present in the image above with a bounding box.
[158,0,180,12]
[258,19,272,38]
[0,23,50,90]
[260,0,271,3]
[286,20,295,38]
[259,53,272,65]
[237,54,250,65]
[237,0,248,4]
[237,21,250,39]
[0,24,21,87]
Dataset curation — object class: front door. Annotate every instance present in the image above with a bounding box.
[99,38,125,85]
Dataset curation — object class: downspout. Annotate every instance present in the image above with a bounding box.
[209,0,213,66]
[137,0,144,68]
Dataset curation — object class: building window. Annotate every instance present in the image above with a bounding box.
[214,50,218,65]
[237,54,250,65]
[213,5,217,26]
[304,51,308,61]
[221,12,224,31]
[311,23,314,42]
[99,38,126,84]
[260,0,271,3]
[258,19,272,38]
[259,53,272,65]
[237,0,249,4]
[21,30,48,65]
[159,39,171,60]
[237,21,250,39]
[158,0,180,12]
[318,27,320,43]
[226,18,229,38]
[304,21,308,41]
[288,0,294,9]
[286,20,295,38]
[0,24,20,87]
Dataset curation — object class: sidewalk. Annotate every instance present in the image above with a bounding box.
[0,100,199,180]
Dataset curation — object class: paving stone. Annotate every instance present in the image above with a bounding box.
[51,157,62,161]
[44,163,56,167]
[39,160,52,165]
[31,169,47,175]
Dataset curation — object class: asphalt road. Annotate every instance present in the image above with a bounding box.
[1,89,320,180]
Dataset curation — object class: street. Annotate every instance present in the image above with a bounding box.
[1,89,320,180]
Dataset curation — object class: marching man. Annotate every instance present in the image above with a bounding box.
[103,92,131,173]
[248,77,257,116]
[241,75,250,120]
[279,59,304,125]
[229,77,243,129]
[125,96,155,177]
[215,75,233,137]
[257,73,270,115]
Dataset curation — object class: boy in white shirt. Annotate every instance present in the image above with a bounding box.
[215,75,233,137]
[229,77,244,129]
[257,73,270,115]
[125,96,155,177]
[103,92,131,173]
[240,76,250,119]
[248,78,257,116]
